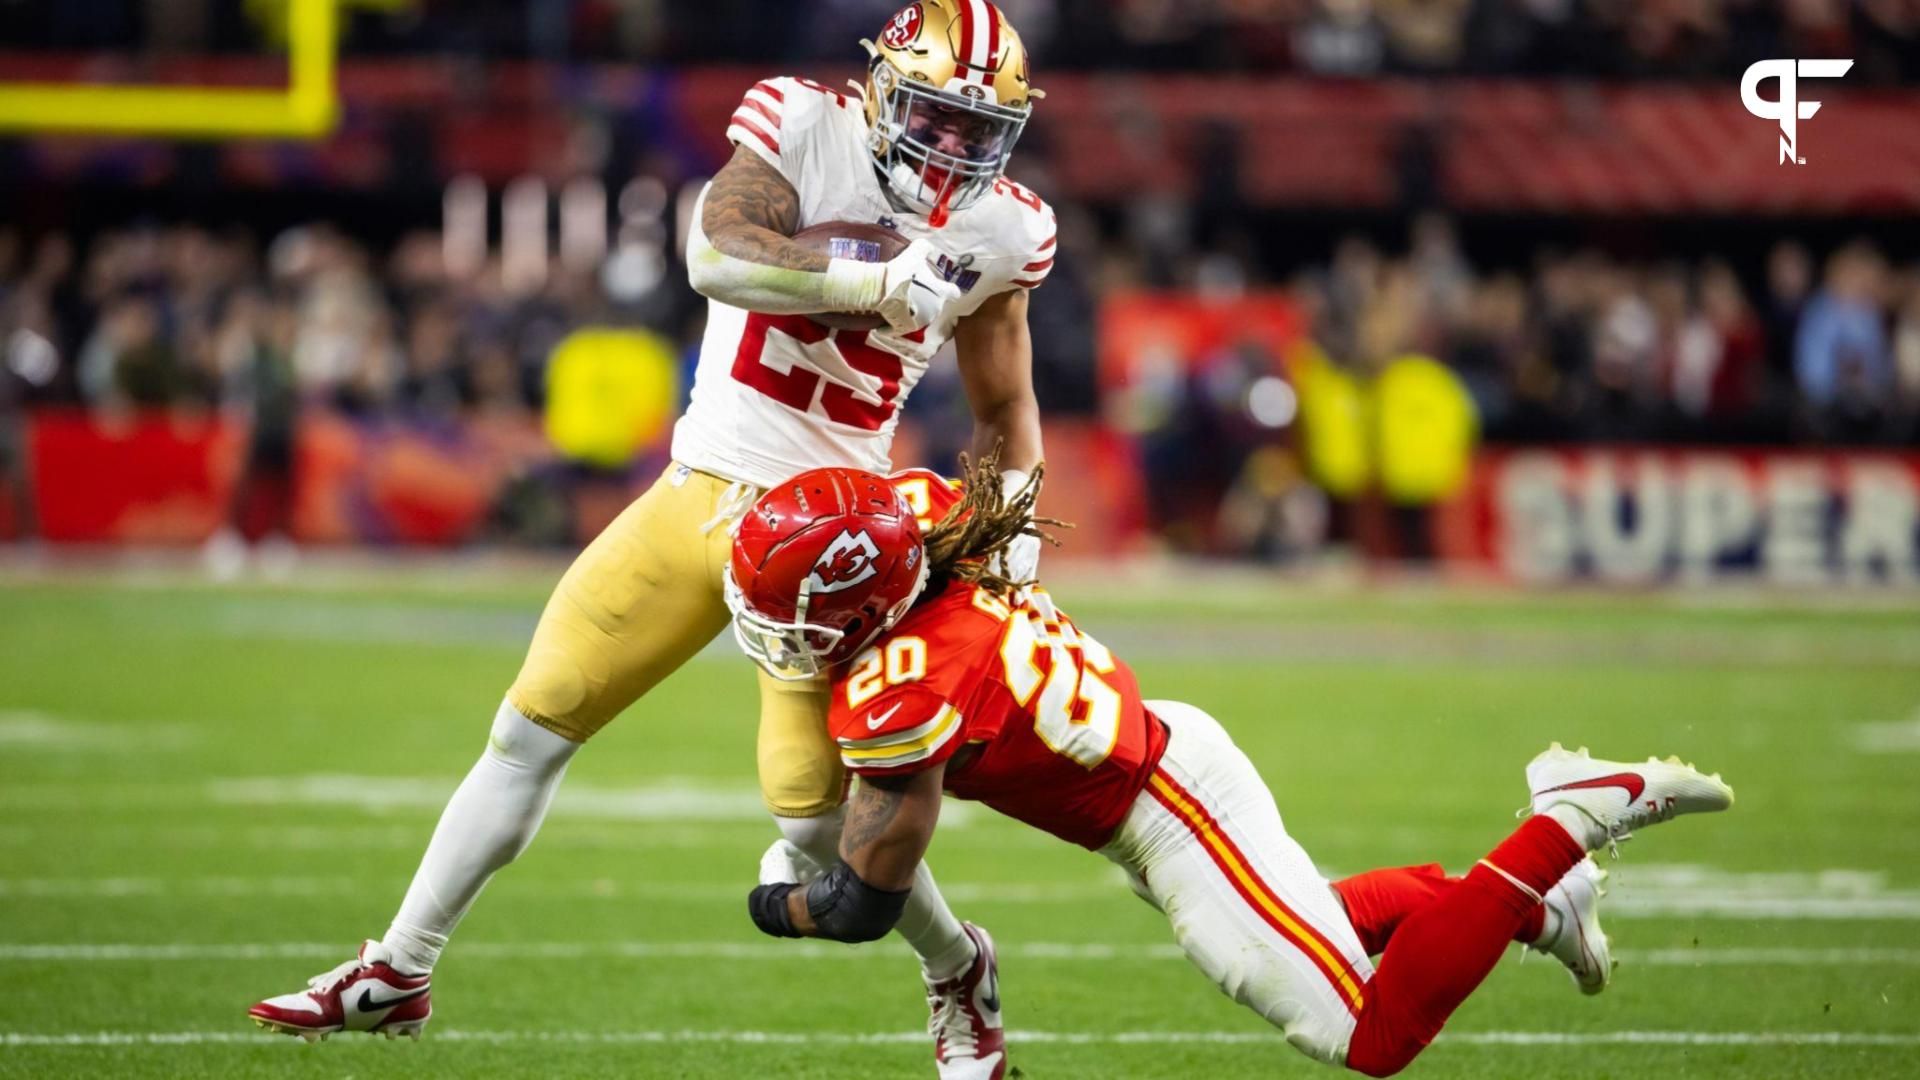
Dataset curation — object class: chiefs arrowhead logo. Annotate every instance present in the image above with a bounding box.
[809,529,882,594]
[881,5,923,49]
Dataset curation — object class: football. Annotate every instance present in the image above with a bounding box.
[790,220,911,330]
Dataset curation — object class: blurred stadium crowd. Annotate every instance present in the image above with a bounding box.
[5,216,1917,448]
[3,0,1918,565]
[8,0,1918,82]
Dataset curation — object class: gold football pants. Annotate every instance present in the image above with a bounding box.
[505,463,847,817]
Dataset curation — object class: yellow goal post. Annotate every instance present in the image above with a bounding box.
[0,0,339,139]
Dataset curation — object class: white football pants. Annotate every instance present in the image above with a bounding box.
[1100,700,1376,1065]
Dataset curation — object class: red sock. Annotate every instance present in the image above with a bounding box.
[1344,817,1584,1077]
[1333,865,1547,957]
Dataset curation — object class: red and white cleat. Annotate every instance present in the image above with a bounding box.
[1527,743,1735,849]
[247,940,430,1041]
[1531,856,1614,995]
[924,922,1006,1080]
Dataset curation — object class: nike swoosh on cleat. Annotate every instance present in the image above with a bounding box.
[1535,772,1646,803]
[866,703,903,731]
[354,985,429,1014]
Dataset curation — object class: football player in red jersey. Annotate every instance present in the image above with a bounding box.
[728,460,1736,1078]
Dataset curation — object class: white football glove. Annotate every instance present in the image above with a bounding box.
[1001,530,1042,584]
[874,239,962,335]
[757,838,827,887]
[992,468,1042,584]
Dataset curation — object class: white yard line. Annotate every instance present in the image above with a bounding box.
[8,860,1920,917]
[200,776,978,827]
[3,941,1916,966]
[0,711,194,752]
[1853,708,1920,754]
[2,1029,1917,1049]
[0,876,1077,903]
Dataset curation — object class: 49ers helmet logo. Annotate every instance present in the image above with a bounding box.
[808,529,883,594]
[881,4,923,49]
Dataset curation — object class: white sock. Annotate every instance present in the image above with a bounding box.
[1531,901,1564,947]
[381,700,579,975]
[1542,803,1607,852]
[772,810,976,981]
[899,863,977,982]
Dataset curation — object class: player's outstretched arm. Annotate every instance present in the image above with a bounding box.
[955,289,1042,475]
[688,147,951,329]
[747,766,944,944]
[955,289,1046,579]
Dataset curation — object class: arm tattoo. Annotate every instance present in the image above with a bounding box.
[701,147,827,272]
[842,782,909,855]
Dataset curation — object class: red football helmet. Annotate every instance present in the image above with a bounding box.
[727,467,930,680]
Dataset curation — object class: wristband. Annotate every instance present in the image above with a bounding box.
[822,257,887,313]
[747,882,803,938]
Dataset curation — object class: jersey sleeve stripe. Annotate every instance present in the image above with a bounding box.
[739,95,782,129]
[1035,234,1056,252]
[752,80,786,104]
[1022,257,1054,272]
[1010,278,1043,289]
[729,115,780,156]
[837,704,957,752]
[839,705,961,763]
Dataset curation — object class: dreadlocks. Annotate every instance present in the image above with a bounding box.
[921,444,1068,600]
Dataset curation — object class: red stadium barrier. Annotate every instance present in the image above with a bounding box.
[19,409,1146,555]
[7,56,1917,213]
[1439,447,1920,585]
[27,410,241,543]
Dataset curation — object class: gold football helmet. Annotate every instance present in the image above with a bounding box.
[862,1,1043,221]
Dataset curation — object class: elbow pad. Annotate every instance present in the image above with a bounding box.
[803,862,911,944]
[686,188,884,314]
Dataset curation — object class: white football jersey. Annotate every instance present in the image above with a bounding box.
[671,75,1056,490]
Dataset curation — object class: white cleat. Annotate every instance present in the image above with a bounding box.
[925,923,1006,1080]
[1526,743,1734,850]
[1531,856,1613,995]
[247,939,431,1040]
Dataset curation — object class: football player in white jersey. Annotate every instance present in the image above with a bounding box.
[249,5,1053,1077]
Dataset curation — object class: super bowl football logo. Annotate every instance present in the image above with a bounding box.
[881,5,923,49]
[809,530,882,593]
[1740,59,1852,165]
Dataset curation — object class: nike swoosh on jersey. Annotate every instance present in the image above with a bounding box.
[1535,772,1647,803]
[353,984,429,1014]
[866,702,904,731]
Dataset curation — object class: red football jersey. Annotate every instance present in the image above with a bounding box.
[827,579,1168,850]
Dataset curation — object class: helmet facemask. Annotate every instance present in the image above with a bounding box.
[866,57,1028,217]
[724,561,929,682]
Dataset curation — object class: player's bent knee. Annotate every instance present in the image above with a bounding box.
[487,699,583,770]
[507,650,598,743]
[1342,1017,1422,1077]
[1344,1048,1415,1078]
[773,806,847,866]
[758,744,849,819]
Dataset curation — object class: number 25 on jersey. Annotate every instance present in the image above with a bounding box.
[731,315,925,432]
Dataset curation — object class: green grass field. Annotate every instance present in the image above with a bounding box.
[3,566,1919,1078]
